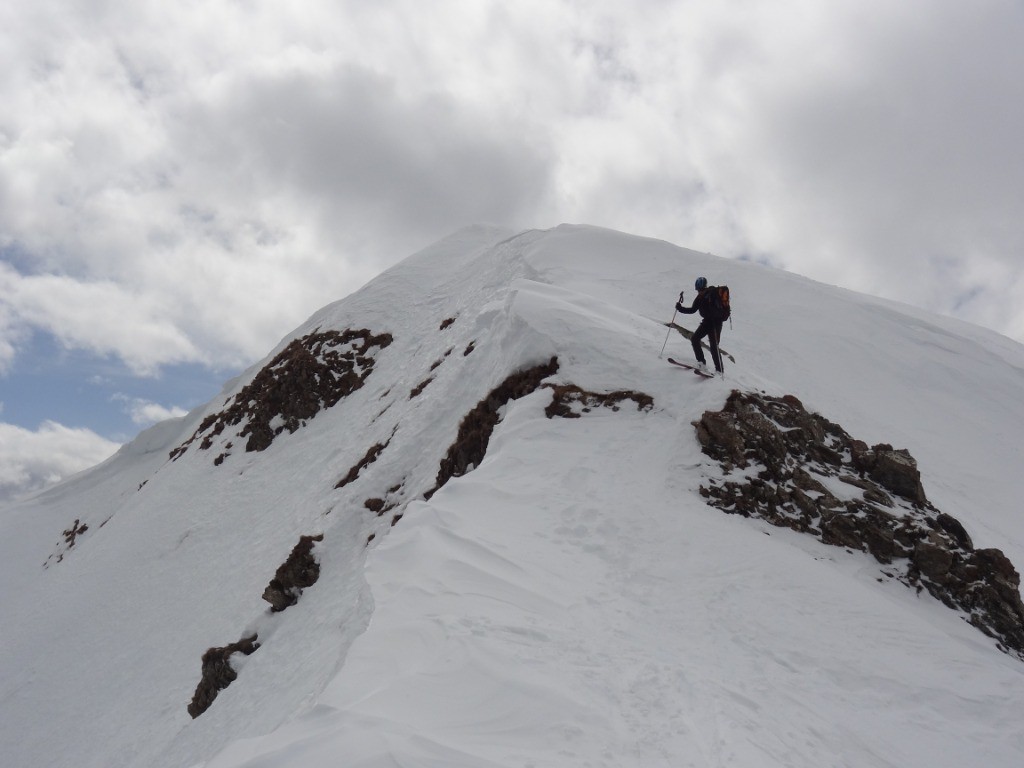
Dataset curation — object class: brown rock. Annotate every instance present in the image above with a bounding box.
[188,634,260,718]
[869,447,927,504]
[820,511,863,551]
[695,411,745,464]
[849,440,875,473]
[913,535,954,584]
[262,534,324,612]
[933,513,973,551]
[692,390,1024,659]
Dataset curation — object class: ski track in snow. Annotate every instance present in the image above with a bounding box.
[2,224,1024,768]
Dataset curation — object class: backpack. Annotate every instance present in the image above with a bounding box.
[704,285,730,321]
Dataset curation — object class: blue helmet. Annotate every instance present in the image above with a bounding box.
[695,276,708,291]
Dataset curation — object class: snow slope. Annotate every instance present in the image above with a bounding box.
[2,224,1023,768]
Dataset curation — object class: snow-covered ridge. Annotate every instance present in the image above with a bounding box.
[3,224,1024,768]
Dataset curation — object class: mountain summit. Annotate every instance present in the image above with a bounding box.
[3,224,1024,768]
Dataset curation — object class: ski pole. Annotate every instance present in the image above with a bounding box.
[716,325,725,377]
[659,311,675,360]
[659,292,683,358]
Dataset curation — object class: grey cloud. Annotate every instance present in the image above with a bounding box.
[2,0,1024,384]
[673,1,1024,337]
[173,65,553,253]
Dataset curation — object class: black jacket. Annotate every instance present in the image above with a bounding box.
[676,289,714,320]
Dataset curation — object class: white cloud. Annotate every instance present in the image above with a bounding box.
[113,394,188,426]
[0,420,120,502]
[0,304,24,374]
[0,263,202,374]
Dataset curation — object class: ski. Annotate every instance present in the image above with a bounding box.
[663,322,736,363]
[667,358,717,378]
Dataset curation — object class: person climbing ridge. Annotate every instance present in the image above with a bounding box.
[675,276,729,375]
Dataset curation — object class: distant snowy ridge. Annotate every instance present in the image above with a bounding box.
[3,224,1024,768]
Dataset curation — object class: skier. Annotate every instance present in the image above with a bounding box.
[675,277,725,374]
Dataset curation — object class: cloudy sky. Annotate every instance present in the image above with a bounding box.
[2,0,1022,500]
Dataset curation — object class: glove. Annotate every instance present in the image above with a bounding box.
[675,301,685,313]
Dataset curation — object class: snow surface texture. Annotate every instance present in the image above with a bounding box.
[2,224,1024,767]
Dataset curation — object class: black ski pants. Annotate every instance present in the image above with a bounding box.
[692,319,724,372]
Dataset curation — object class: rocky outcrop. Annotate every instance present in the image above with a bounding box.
[424,359,657,501]
[336,438,392,489]
[63,518,89,546]
[543,385,653,419]
[43,519,91,567]
[188,533,325,717]
[695,390,1024,659]
[171,328,392,462]
[426,358,560,499]
[261,534,324,612]
[409,377,434,399]
[187,634,260,718]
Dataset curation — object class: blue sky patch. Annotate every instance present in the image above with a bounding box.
[1,332,238,442]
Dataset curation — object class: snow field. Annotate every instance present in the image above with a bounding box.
[3,224,1024,767]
